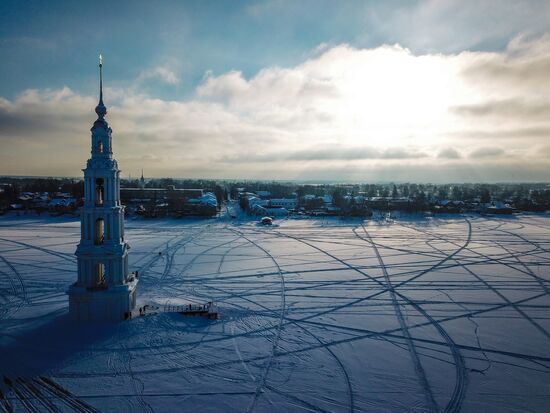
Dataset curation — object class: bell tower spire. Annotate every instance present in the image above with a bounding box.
[95,54,107,120]
[99,54,103,103]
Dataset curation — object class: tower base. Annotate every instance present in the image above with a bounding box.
[67,279,138,321]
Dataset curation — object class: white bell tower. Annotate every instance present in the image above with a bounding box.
[68,55,138,321]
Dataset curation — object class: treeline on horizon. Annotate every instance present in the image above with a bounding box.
[2,176,550,207]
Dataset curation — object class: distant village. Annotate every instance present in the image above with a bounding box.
[1,177,550,218]
[0,176,220,218]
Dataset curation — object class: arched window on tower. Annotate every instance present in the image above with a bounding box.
[93,262,105,286]
[97,140,103,154]
[95,178,104,206]
[94,218,104,245]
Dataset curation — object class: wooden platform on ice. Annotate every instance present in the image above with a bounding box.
[138,302,219,320]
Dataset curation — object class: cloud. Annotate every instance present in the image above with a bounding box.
[137,66,179,85]
[469,147,505,159]
[0,88,93,138]
[197,70,249,101]
[437,148,462,159]
[220,146,427,163]
[2,36,550,181]
[460,34,550,92]
[452,99,550,120]
[365,1,550,53]
[450,127,550,140]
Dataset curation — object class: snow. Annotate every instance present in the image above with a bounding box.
[1,212,550,412]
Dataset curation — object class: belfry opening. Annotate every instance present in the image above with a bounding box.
[95,178,104,206]
[94,218,104,245]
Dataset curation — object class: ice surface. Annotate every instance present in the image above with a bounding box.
[1,213,549,412]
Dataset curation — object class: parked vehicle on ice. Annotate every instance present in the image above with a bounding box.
[260,216,273,225]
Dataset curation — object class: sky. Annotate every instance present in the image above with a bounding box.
[1,0,550,183]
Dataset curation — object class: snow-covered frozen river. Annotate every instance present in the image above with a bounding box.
[1,213,549,412]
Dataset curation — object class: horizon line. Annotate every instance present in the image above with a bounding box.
[1,174,550,186]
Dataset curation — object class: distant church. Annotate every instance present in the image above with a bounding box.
[139,169,146,189]
[67,56,138,321]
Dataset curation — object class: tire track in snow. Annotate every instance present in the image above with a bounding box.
[493,234,550,295]
[228,228,286,413]
[0,237,75,263]
[228,228,355,412]
[360,221,472,413]
[124,344,155,413]
[0,254,27,318]
[0,267,17,320]
[401,219,549,290]
[134,228,205,280]
[207,265,355,412]
[361,226,439,413]
[260,222,471,413]
[202,230,354,412]
[428,236,550,340]
[412,220,550,342]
